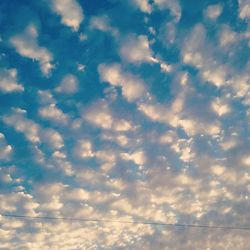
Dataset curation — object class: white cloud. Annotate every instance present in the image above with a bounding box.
[84,100,134,131]
[3,108,64,149]
[182,24,229,88]
[120,150,146,165]
[95,150,117,164]
[39,104,69,124]
[40,195,63,211]
[102,133,129,147]
[42,129,64,149]
[37,90,55,104]
[238,0,250,19]
[220,138,237,151]
[119,35,153,63]
[205,4,223,20]
[153,0,181,21]
[160,131,176,144]
[113,119,132,132]
[90,16,119,37]
[149,57,172,73]
[219,26,237,47]
[201,67,227,87]
[50,0,84,31]
[171,138,194,162]
[242,155,250,166]
[138,99,222,137]
[84,101,113,129]
[3,108,41,143]
[75,140,94,158]
[10,24,53,76]
[211,98,231,116]
[131,0,152,14]
[211,165,226,175]
[0,68,24,93]
[98,63,146,101]
[55,74,79,94]
[0,133,12,160]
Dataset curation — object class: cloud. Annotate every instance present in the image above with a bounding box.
[211,98,231,117]
[219,26,237,47]
[1,1,250,249]
[182,24,229,88]
[242,155,250,166]
[238,0,250,20]
[204,4,223,20]
[3,108,64,149]
[171,138,194,162]
[10,24,53,76]
[39,104,69,124]
[119,34,153,64]
[90,16,119,37]
[50,0,84,31]
[98,63,146,101]
[3,108,41,143]
[75,139,94,158]
[37,90,55,105]
[55,74,79,94]
[131,0,152,14]
[41,129,64,149]
[120,150,146,165]
[153,0,181,21]
[0,133,12,161]
[84,101,113,129]
[0,68,24,93]
[84,100,134,131]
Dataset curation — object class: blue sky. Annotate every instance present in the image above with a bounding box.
[0,0,250,249]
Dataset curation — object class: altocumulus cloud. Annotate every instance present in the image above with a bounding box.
[0,0,250,249]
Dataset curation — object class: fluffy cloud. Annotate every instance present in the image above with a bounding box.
[131,0,152,14]
[0,68,24,93]
[84,100,134,131]
[98,63,146,101]
[211,98,231,117]
[0,133,12,161]
[90,16,119,37]
[1,1,250,249]
[120,150,146,165]
[75,139,94,158]
[219,26,237,47]
[182,24,229,88]
[39,104,69,125]
[10,24,53,76]
[119,34,153,64]
[205,4,223,20]
[55,74,79,94]
[3,108,64,149]
[238,0,250,19]
[154,0,181,21]
[50,0,84,31]
[3,108,41,143]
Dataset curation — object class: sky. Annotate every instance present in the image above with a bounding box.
[0,0,250,249]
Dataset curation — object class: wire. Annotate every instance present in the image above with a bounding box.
[1,214,250,231]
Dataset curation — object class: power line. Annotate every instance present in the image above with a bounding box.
[2,214,250,231]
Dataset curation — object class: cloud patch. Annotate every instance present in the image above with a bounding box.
[0,68,24,93]
[10,24,54,76]
[50,0,84,31]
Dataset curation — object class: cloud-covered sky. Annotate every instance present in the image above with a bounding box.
[0,0,250,249]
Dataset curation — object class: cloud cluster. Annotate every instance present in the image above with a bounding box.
[0,68,24,93]
[50,0,84,31]
[1,0,250,249]
[10,24,54,76]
